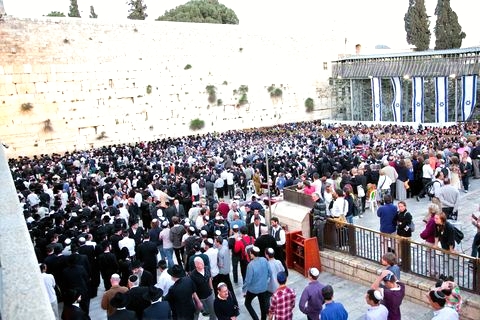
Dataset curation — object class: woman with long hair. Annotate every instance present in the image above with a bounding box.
[434,212,456,253]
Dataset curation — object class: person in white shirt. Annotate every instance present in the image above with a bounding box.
[427,289,459,320]
[365,289,388,320]
[191,178,200,202]
[330,189,348,218]
[118,231,136,258]
[155,260,174,297]
[40,263,59,320]
[311,173,323,197]
[204,238,219,278]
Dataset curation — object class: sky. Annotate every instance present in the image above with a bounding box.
[3,0,479,51]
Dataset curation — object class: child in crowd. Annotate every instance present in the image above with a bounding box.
[381,252,400,280]
[435,275,462,313]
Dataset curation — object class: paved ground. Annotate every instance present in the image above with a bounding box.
[84,178,480,320]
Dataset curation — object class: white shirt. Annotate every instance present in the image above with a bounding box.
[226,172,234,185]
[156,270,175,296]
[330,197,348,217]
[204,247,219,277]
[365,304,388,320]
[432,306,459,320]
[118,237,136,257]
[191,182,200,196]
[41,272,57,303]
[312,179,323,196]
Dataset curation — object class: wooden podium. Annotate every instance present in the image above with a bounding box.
[285,230,321,277]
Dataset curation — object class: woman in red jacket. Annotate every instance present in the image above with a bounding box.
[420,203,441,276]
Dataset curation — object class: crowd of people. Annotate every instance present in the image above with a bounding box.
[9,120,480,319]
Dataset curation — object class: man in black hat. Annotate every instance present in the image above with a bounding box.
[142,286,171,320]
[131,260,155,287]
[164,264,203,320]
[125,274,150,320]
[109,292,136,320]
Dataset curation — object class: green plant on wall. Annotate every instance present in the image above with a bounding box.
[217,99,223,106]
[146,85,152,94]
[206,85,217,104]
[20,102,34,113]
[190,118,205,131]
[184,64,192,70]
[305,98,314,113]
[234,85,249,106]
[268,85,283,98]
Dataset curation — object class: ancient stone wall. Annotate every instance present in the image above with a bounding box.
[0,17,335,157]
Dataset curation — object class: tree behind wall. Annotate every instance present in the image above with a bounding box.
[156,0,239,24]
[89,6,98,18]
[68,0,81,18]
[434,0,466,49]
[127,0,148,20]
[46,11,66,17]
[404,0,430,51]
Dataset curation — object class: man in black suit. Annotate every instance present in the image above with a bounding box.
[98,240,119,290]
[131,260,155,287]
[62,254,91,314]
[109,292,137,320]
[142,286,172,319]
[172,199,186,219]
[77,236,99,298]
[254,226,277,258]
[125,274,150,320]
[136,233,159,284]
[247,216,267,239]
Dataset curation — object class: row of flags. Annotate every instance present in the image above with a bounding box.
[370,75,477,123]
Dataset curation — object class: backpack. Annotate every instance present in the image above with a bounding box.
[454,226,464,244]
[424,180,440,198]
[199,178,206,188]
[240,236,254,262]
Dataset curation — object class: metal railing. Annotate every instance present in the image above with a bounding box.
[323,219,480,293]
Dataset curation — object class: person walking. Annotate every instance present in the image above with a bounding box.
[242,246,272,320]
[319,285,348,320]
[298,267,324,320]
[268,271,296,320]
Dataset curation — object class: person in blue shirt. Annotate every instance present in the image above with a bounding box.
[377,194,398,253]
[242,246,272,320]
[320,285,348,320]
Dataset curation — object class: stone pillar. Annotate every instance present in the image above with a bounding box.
[0,145,54,319]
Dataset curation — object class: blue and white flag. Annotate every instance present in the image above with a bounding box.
[461,75,477,121]
[371,77,382,121]
[412,77,424,123]
[435,76,448,123]
[391,77,402,122]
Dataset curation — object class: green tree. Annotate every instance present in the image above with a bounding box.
[156,0,239,24]
[404,0,430,51]
[127,0,148,20]
[46,11,66,17]
[89,6,98,18]
[434,0,466,49]
[68,0,81,18]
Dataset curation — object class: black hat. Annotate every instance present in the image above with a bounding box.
[131,260,143,269]
[143,286,163,302]
[167,264,186,278]
[110,292,130,308]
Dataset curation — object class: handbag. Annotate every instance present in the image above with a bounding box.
[357,185,365,198]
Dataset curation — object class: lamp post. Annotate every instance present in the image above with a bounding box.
[265,149,272,223]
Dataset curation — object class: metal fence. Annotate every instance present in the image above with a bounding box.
[323,219,480,293]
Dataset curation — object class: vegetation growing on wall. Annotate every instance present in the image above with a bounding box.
[190,118,205,131]
[217,99,223,106]
[46,11,65,17]
[89,6,98,18]
[68,0,81,18]
[234,85,249,106]
[268,85,283,99]
[96,131,107,140]
[184,64,192,70]
[20,102,33,113]
[127,0,148,20]
[206,85,217,104]
[305,98,314,113]
[146,85,152,94]
[156,0,239,24]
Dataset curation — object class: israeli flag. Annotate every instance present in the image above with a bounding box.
[461,75,478,121]
[412,77,424,123]
[435,77,448,123]
[371,77,382,121]
[391,77,402,122]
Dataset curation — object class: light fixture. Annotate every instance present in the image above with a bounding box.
[403,75,410,79]
[449,74,456,79]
